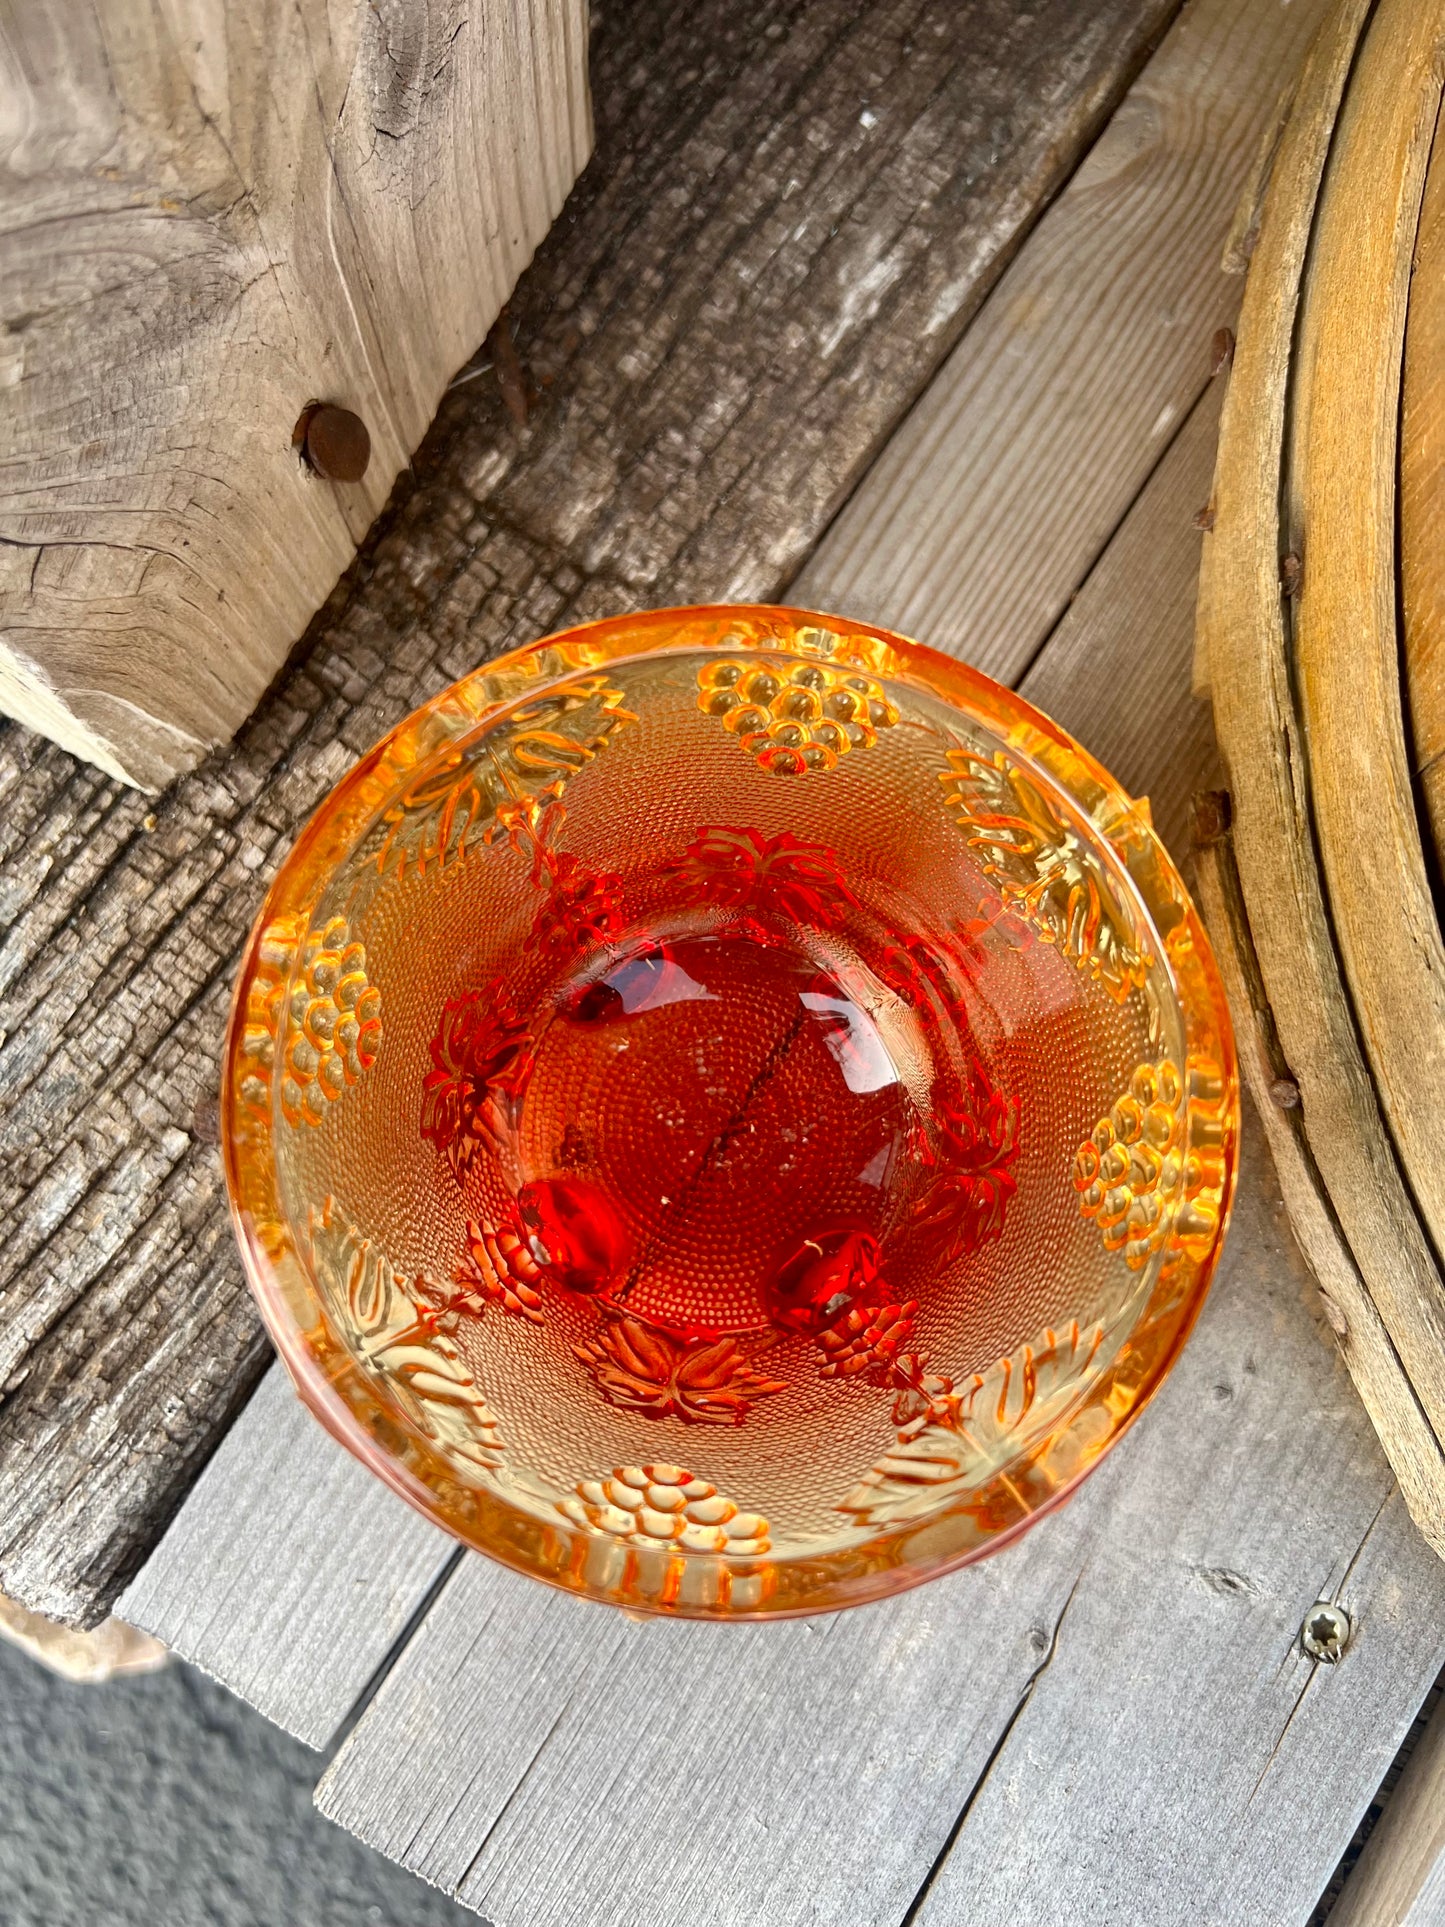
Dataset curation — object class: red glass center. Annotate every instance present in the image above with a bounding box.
[515,932,916,1336]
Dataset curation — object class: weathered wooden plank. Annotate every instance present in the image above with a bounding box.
[794,0,1331,678]
[316,1152,1445,1927]
[0,0,592,789]
[115,1366,454,1748]
[1019,374,1224,860]
[0,0,1181,1626]
[1329,1686,1445,1926]
[317,1501,1090,1918]
[1196,0,1445,1553]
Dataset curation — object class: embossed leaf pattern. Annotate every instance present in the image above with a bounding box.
[370,675,637,882]
[308,1200,505,1481]
[574,1316,787,1424]
[838,1318,1106,1527]
[817,1300,919,1382]
[940,748,1149,1002]
[420,981,534,1182]
[526,853,626,960]
[914,1061,1021,1260]
[665,825,858,932]
[453,1218,545,1323]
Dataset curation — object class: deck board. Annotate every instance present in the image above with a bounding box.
[116,1369,455,1748]
[794,0,1327,682]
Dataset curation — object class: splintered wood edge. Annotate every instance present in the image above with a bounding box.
[1197,0,1445,1464]
[1289,0,1445,1272]
[1195,840,1445,1548]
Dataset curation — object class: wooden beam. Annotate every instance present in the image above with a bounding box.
[1288,0,1445,1322]
[0,0,592,789]
[1401,103,1445,870]
[0,0,1182,1628]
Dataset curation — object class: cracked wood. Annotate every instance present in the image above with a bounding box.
[0,0,592,788]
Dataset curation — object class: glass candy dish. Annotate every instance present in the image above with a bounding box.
[223,605,1238,1618]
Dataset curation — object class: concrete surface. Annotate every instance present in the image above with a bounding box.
[0,1634,477,1927]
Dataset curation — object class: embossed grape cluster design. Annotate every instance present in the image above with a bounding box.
[559,1463,771,1555]
[1072,1058,1185,1271]
[239,915,381,1129]
[697,656,899,775]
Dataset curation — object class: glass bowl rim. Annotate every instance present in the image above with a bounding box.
[221,601,1240,1620]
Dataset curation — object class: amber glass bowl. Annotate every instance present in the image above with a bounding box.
[223,605,1237,1618]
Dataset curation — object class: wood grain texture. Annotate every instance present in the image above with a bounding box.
[1019,374,1223,861]
[1329,1682,1445,1926]
[316,1158,1445,1927]
[1196,0,1445,1553]
[0,0,592,789]
[1194,835,1445,1537]
[1400,112,1445,947]
[1288,0,1445,1290]
[116,1365,455,1748]
[0,0,1182,1627]
[793,0,1332,678]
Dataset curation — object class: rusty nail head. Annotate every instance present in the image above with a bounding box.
[298,404,371,483]
[1270,1077,1302,1111]
[1301,1601,1351,1662]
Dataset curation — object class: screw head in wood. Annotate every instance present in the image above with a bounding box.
[296,404,371,483]
[1301,1600,1351,1662]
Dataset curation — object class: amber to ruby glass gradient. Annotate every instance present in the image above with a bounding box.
[223,606,1238,1618]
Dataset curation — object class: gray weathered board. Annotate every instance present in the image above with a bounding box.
[116,1368,455,1747]
[0,0,1183,1631]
